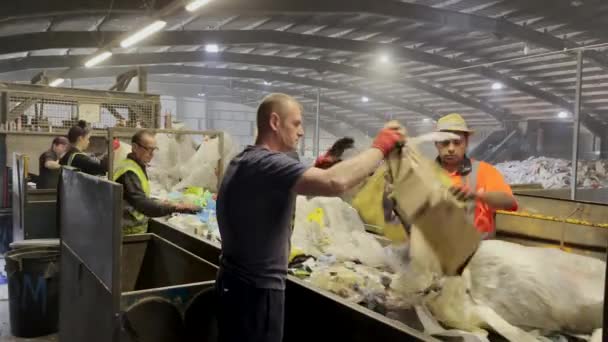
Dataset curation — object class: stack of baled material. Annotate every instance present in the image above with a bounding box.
[386,140,481,275]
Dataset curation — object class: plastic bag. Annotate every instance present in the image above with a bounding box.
[292,196,387,267]
[467,240,604,334]
[351,165,407,243]
[413,240,605,341]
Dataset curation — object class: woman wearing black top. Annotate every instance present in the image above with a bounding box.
[37,136,69,189]
[60,120,108,176]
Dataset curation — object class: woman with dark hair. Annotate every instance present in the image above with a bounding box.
[60,120,109,175]
[37,136,69,189]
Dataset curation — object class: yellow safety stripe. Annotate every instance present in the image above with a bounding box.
[497,210,608,229]
[113,159,150,196]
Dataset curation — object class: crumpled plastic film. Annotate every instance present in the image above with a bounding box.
[292,196,387,267]
[466,240,604,334]
[148,131,235,194]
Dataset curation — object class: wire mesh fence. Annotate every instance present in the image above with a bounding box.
[3,86,160,130]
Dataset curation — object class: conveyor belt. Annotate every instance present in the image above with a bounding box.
[148,219,440,342]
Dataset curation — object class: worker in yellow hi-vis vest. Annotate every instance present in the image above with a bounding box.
[113,130,200,235]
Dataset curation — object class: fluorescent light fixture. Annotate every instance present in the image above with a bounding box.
[186,0,212,12]
[205,44,219,53]
[361,96,369,103]
[84,51,113,68]
[120,20,167,48]
[263,80,272,85]
[198,93,206,97]
[49,78,65,87]
[558,111,569,118]
[491,82,503,90]
[379,54,390,63]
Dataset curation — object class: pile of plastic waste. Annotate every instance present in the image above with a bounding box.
[495,157,608,189]
[162,186,220,243]
[148,131,235,194]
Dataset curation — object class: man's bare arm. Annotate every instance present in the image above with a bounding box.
[293,122,404,197]
[293,148,384,196]
[477,191,517,210]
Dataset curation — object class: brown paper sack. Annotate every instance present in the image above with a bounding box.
[386,144,481,275]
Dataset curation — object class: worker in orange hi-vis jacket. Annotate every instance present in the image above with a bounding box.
[434,113,518,238]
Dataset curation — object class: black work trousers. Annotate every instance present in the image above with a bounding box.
[216,271,285,342]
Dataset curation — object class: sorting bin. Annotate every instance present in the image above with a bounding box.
[5,240,60,338]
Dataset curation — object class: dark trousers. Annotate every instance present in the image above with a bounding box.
[216,271,285,342]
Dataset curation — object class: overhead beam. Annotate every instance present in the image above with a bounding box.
[0,0,175,21]
[16,62,438,119]
[201,0,608,71]
[0,30,590,121]
[0,28,603,133]
[68,65,409,125]
[2,0,606,71]
[0,50,510,121]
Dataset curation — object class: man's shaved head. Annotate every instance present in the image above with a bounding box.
[256,93,304,152]
[256,93,299,134]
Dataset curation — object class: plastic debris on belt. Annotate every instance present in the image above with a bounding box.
[495,157,608,189]
[391,230,605,341]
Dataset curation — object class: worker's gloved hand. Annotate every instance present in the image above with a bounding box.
[449,185,478,201]
[174,203,202,214]
[314,153,338,169]
[372,121,406,156]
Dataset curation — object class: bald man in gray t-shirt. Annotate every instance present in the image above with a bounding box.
[215,93,404,342]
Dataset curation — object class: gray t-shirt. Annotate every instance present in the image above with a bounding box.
[217,145,308,290]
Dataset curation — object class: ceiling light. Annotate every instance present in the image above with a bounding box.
[422,118,431,123]
[198,93,206,97]
[84,51,113,68]
[49,78,65,87]
[263,80,271,85]
[186,0,212,12]
[205,44,219,53]
[120,20,167,48]
[361,96,369,103]
[491,82,503,90]
[558,111,569,118]
[379,54,390,63]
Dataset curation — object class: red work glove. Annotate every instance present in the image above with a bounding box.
[112,138,121,150]
[314,153,338,169]
[372,126,405,157]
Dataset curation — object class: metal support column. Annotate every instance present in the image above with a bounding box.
[313,88,321,158]
[205,100,213,130]
[137,67,148,93]
[0,92,8,125]
[570,51,584,200]
[601,131,608,159]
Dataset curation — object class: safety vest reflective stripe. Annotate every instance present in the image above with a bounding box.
[113,159,150,196]
[67,152,86,167]
[113,159,150,232]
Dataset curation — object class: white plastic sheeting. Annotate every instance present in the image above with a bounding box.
[401,239,605,341]
[148,131,235,195]
[467,240,604,334]
[495,157,608,189]
[292,196,388,268]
